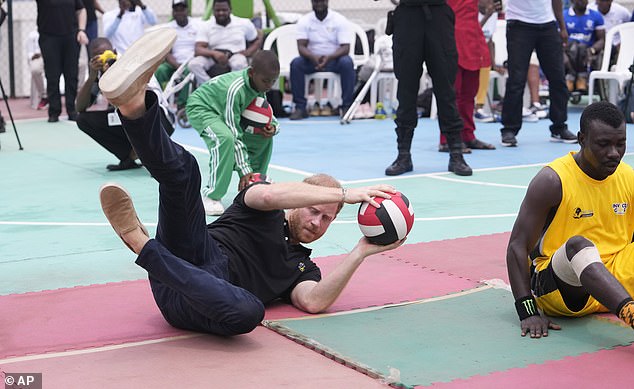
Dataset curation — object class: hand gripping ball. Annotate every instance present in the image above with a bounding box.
[240,96,273,135]
[357,192,414,245]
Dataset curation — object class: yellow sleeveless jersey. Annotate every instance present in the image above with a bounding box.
[534,152,634,271]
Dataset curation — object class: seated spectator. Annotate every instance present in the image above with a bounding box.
[589,0,630,62]
[188,0,262,86]
[26,30,48,110]
[563,0,605,92]
[288,0,355,120]
[154,0,199,108]
[76,37,173,171]
[103,0,156,54]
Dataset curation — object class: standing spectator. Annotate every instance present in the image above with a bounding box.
[563,0,605,93]
[188,0,262,86]
[36,0,88,123]
[186,51,280,216]
[76,38,174,171]
[85,0,105,42]
[26,30,48,110]
[499,0,575,147]
[103,0,156,55]
[154,0,199,108]
[288,0,355,120]
[440,0,496,153]
[474,0,503,123]
[386,0,472,176]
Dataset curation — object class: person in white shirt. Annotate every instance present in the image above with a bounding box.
[288,0,355,120]
[154,0,199,107]
[102,0,156,54]
[26,30,48,110]
[588,0,630,50]
[188,0,263,85]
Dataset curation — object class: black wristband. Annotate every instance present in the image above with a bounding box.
[515,296,539,321]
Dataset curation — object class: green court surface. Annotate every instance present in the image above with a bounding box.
[265,287,634,388]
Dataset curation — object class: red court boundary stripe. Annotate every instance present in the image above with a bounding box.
[2,233,508,359]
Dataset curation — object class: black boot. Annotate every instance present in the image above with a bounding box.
[385,127,414,176]
[385,152,413,176]
[448,152,472,176]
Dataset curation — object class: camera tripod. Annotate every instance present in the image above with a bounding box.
[0,74,24,150]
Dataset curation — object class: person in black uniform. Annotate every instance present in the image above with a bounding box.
[36,0,88,123]
[98,29,404,336]
[385,0,472,177]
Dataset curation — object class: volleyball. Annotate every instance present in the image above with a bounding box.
[241,97,273,134]
[357,192,414,245]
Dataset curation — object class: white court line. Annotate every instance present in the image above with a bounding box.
[0,214,516,227]
[179,143,315,177]
[331,213,517,224]
[268,285,494,322]
[0,221,157,227]
[427,175,527,189]
[0,334,203,365]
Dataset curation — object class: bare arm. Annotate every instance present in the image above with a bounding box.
[165,52,179,69]
[552,0,568,45]
[507,167,563,337]
[290,237,405,313]
[76,54,103,112]
[94,0,105,14]
[243,181,397,211]
[297,39,320,65]
[194,41,229,64]
[241,29,263,57]
[76,7,88,44]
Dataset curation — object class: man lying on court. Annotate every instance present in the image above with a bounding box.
[507,101,634,339]
[97,29,404,336]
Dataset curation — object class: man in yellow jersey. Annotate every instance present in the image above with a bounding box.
[507,101,634,338]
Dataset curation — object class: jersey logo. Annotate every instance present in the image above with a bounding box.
[573,207,594,219]
[586,20,594,29]
[298,262,306,272]
[613,202,628,215]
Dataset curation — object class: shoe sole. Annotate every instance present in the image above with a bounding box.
[99,28,177,105]
[501,141,517,147]
[99,183,149,251]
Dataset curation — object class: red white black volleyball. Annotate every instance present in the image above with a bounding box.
[357,192,414,245]
[240,96,273,134]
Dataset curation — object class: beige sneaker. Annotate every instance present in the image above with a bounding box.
[202,197,225,216]
[99,183,149,252]
[99,28,177,106]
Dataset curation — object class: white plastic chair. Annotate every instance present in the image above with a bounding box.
[588,22,634,105]
[262,24,298,80]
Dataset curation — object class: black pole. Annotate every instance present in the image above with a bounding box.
[7,0,14,97]
[0,75,24,150]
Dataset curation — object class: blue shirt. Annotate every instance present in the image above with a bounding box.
[564,7,605,46]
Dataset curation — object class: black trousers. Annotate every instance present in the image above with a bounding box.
[392,3,462,150]
[501,20,568,135]
[39,32,80,118]
[76,110,132,162]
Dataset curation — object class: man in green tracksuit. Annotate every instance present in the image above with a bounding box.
[187,50,280,216]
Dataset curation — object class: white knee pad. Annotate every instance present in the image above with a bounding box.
[551,245,601,287]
